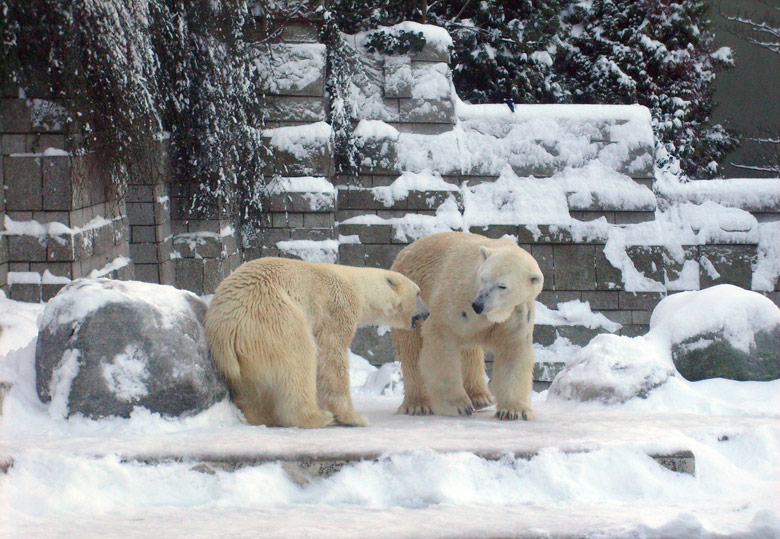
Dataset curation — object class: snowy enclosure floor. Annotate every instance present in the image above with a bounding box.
[3,394,768,466]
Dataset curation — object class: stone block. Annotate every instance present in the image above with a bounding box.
[271,212,304,228]
[126,202,156,226]
[263,95,325,122]
[601,310,632,325]
[407,190,459,211]
[468,225,519,240]
[9,282,41,303]
[29,133,66,154]
[626,245,665,284]
[356,134,398,175]
[42,283,67,302]
[632,310,652,325]
[582,291,620,310]
[553,245,596,290]
[261,43,325,96]
[399,97,455,124]
[620,325,650,338]
[699,245,756,289]
[0,262,7,289]
[159,259,175,285]
[1,134,27,154]
[530,244,554,291]
[175,258,204,296]
[46,234,75,262]
[595,248,624,291]
[73,229,95,259]
[42,155,72,210]
[614,211,655,225]
[350,326,395,365]
[339,223,392,244]
[538,291,583,309]
[203,259,227,294]
[4,155,42,210]
[129,242,158,264]
[290,228,334,241]
[133,263,159,284]
[92,223,115,254]
[31,261,72,279]
[0,236,7,265]
[132,225,156,244]
[555,325,607,347]
[32,210,69,225]
[570,211,616,224]
[30,99,68,132]
[364,244,403,269]
[0,99,31,132]
[383,56,412,99]
[7,235,47,262]
[338,188,396,210]
[338,243,366,267]
[533,324,557,346]
[618,292,665,311]
[394,122,454,135]
[303,212,335,228]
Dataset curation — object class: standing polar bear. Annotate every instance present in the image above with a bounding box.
[392,232,544,420]
[206,257,428,428]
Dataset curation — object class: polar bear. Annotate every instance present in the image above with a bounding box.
[205,257,428,428]
[392,232,543,420]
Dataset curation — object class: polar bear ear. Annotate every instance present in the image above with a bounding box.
[479,246,492,261]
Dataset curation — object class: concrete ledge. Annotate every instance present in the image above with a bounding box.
[118,449,696,482]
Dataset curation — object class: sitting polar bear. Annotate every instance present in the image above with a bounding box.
[205,257,428,428]
[391,232,543,420]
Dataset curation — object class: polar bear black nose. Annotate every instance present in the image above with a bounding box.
[472,301,484,314]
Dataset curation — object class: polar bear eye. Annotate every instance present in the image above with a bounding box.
[497,284,507,290]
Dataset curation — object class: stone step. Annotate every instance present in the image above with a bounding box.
[121,448,695,483]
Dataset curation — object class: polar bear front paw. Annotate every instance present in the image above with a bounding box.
[432,394,475,417]
[398,402,433,416]
[496,407,536,421]
[336,411,370,427]
[469,393,496,411]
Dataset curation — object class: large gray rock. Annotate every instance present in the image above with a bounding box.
[548,333,675,404]
[671,327,780,381]
[35,279,227,419]
[651,285,780,382]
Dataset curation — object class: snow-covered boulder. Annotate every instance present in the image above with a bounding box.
[548,334,674,403]
[651,285,780,382]
[35,279,227,419]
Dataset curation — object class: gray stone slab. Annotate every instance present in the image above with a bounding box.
[1,134,26,154]
[618,292,665,311]
[46,234,75,262]
[271,212,304,228]
[339,223,392,244]
[30,99,68,132]
[338,243,366,266]
[9,282,41,303]
[350,326,394,365]
[364,244,403,269]
[4,155,42,211]
[582,291,620,310]
[553,245,596,290]
[399,97,455,124]
[42,155,72,211]
[338,188,399,210]
[264,95,325,122]
[699,245,756,290]
[0,99,32,132]
[383,56,412,99]
[7,235,47,262]
[530,244,554,291]
[614,211,656,225]
[594,248,624,291]
[626,245,665,284]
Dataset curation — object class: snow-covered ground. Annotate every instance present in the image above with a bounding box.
[1,290,779,538]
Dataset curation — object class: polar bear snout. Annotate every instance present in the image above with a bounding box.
[411,296,430,329]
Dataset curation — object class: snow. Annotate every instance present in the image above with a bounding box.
[649,284,780,354]
[37,278,200,329]
[258,43,326,95]
[354,119,400,141]
[2,288,780,537]
[265,122,332,159]
[276,239,340,264]
[101,345,150,403]
[536,299,622,332]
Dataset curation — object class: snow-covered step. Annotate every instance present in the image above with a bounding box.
[124,448,695,482]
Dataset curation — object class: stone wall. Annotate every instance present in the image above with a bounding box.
[2,18,778,383]
[0,97,133,302]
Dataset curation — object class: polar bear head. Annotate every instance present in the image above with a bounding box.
[359,269,429,330]
[472,245,544,323]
